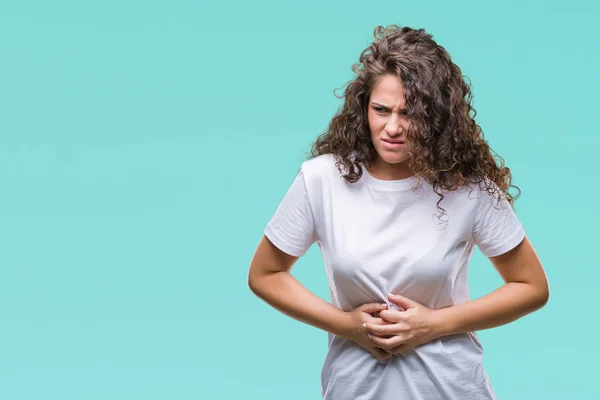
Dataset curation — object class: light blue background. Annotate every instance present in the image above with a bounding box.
[0,0,597,399]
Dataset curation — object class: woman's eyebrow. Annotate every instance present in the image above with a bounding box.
[370,102,388,108]
[370,102,406,112]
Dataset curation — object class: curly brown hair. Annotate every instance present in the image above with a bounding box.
[306,24,520,220]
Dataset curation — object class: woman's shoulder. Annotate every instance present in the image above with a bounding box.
[297,153,355,195]
[300,153,341,178]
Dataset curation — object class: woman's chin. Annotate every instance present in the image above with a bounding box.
[379,154,411,165]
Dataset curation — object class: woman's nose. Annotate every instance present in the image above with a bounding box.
[385,114,404,135]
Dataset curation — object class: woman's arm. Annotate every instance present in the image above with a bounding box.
[248,235,393,360]
[248,235,350,337]
[433,236,549,336]
[363,236,549,354]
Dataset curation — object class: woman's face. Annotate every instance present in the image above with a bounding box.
[367,74,412,174]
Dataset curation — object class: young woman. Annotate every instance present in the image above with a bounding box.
[248,24,549,400]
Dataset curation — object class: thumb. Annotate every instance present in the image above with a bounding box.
[360,302,388,314]
[387,293,419,309]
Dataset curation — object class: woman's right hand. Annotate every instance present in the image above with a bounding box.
[341,303,393,361]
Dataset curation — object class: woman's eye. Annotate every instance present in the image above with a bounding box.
[373,107,407,116]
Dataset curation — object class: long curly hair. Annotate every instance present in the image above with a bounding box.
[306,24,520,220]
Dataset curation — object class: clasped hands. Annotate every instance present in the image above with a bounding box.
[343,293,442,361]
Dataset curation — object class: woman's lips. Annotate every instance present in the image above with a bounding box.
[381,139,405,149]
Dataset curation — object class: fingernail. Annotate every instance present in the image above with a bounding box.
[368,334,372,339]
[381,303,387,308]
[362,323,367,328]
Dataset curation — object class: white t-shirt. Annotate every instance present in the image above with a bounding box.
[264,154,525,400]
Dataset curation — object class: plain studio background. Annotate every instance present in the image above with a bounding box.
[0,0,597,399]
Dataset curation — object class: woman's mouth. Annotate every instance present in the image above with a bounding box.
[381,138,406,149]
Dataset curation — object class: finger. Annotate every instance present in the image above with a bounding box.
[364,322,397,335]
[361,302,388,314]
[391,343,416,355]
[368,334,405,350]
[369,347,392,361]
[379,309,404,323]
[367,317,394,326]
[387,293,420,310]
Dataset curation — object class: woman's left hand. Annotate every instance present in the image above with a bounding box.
[363,293,442,355]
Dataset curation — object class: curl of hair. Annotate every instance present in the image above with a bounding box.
[306,24,521,222]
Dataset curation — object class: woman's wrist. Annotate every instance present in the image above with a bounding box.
[334,310,355,339]
[430,308,453,338]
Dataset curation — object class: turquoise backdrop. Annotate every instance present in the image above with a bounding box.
[1,0,597,399]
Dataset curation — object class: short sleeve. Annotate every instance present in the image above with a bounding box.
[264,167,317,257]
[472,183,526,257]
